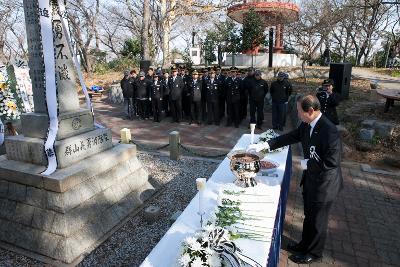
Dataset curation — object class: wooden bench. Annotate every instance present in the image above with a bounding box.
[376,88,400,112]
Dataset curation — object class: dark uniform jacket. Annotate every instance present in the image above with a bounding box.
[268,115,343,203]
[250,79,268,101]
[135,79,150,99]
[150,80,164,100]
[162,77,170,96]
[183,74,191,97]
[225,76,241,103]
[169,75,184,101]
[121,77,134,98]
[206,78,219,103]
[189,79,202,102]
[316,89,341,125]
[270,80,290,104]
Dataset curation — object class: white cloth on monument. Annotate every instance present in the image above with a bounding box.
[0,119,4,146]
[39,0,59,176]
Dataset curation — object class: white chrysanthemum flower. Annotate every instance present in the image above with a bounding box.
[191,257,205,267]
[184,236,197,247]
[178,253,191,266]
[205,247,214,255]
[208,254,222,267]
[204,223,215,233]
[190,240,203,251]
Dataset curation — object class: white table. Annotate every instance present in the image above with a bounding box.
[141,134,290,267]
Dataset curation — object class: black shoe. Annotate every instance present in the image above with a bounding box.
[287,242,306,253]
[234,124,239,128]
[226,123,232,127]
[289,254,321,264]
[256,125,262,130]
[278,126,283,131]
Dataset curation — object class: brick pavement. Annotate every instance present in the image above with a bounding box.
[93,98,400,267]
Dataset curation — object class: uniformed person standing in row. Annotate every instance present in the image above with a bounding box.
[189,70,202,125]
[270,72,292,131]
[242,68,256,122]
[239,70,248,121]
[201,68,209,123]
[135,71,150,120]
[169,67,185,123]
[249,70,268,130]
[150,74,164,122]
[225,67,241,128]
[146,68,155,117]
[283,73,293,127]
[316,79,341,125]
[182,67,191,120]
[216,66,226,119]
[206,70,220,125]
[162,71,170,116]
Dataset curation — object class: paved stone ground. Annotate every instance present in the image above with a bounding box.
[93,98,400,267]
[93,98,272,155]
[352,68,400,91]
[279,155,400,267]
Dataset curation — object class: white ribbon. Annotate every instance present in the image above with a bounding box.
[0,119,4,146]
[208,228,262,267]
[39,0,59,175]
[310,146,321,162]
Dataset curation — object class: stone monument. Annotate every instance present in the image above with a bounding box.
[0,1,156,264]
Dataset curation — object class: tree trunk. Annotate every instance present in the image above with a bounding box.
[142,0,151,60]
[161,0,175,69]
[94,0,100,50]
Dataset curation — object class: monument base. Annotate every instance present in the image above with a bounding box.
[5,128,112,168]
[21,109,95,140]
[0,144,158,264]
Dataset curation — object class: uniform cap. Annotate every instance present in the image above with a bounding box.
[124,70,130,76]
[322,79,333,85]
[192,70,199,75]
[139,71,145,77]
[277,72,286,78]
[255,70,262,76]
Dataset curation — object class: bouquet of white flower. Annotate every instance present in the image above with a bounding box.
[178,225,229,267]
[257,129,287,153]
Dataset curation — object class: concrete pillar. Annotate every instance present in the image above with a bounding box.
[169,131,180,160]
[274,24,283,53]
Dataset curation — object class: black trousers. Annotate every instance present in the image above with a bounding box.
[219,94,225,119]
[201,100,207,122]
[298,198,333,258]
[227,101,240,127]
[163,95,170,116]
[207,100,219,125]
[249,99,264,126]
[152,98,162,122]
[190,101,201,123]
[182,93,191,118]
[137,99,148,119]
[272,102,286,129]
[240,94,248,120]
[170,98,182,122]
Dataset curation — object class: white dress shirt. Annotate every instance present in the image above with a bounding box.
[309,112,322,137]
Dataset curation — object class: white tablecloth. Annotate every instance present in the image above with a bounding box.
[141,134,289,267]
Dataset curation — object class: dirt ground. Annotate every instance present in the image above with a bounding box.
[291,77,400,170]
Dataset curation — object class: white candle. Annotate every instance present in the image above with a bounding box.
[250,123,256,144]
[196,178,206,215]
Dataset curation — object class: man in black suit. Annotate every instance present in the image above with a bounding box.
[169,68,184,123]
[247,95,343,264]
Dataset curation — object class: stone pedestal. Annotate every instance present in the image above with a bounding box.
[0,144,158,264]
